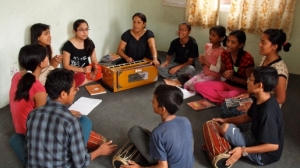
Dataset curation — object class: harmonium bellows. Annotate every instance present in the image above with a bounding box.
[102,59,158,92]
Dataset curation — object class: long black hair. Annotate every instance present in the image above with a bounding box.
[228,30,246,60]
[30,23,52,61]
[263,29,292,52]
[73,19,94,56]
[14,44,47,101]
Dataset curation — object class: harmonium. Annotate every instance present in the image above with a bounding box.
[101,58,158,92]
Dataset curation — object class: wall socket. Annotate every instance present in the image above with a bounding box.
[10,64,19,77]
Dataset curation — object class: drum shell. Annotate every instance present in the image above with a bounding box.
[112,141,150,168]
[87,130,107,152]
[202,120,232,167]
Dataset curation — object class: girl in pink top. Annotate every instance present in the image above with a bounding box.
[184,25,227,91]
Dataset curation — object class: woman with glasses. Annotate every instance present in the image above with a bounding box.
[116,12,160,66]
[62,19,99,86]
[158,22,199,79]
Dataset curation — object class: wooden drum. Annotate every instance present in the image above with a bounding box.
[112,141,150,168]
[202,120,232,168]
[87,130,107,152]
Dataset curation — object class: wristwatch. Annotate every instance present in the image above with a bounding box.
[242,146,248,157]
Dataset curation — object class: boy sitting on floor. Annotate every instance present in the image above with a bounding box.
[26,69,117,167]
[121,84,194,168]
[213,66,284,166]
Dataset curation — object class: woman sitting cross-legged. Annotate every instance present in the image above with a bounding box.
[116,12,160,66]
[62,19,100,86]
[194,30,254,104]
[220,28,291,118]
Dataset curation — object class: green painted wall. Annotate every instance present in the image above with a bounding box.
[132,0,300,75]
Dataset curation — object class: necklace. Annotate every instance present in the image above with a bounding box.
[180,38,188,48]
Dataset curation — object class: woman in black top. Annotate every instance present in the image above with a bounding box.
[62,19,99,86]
[116,13,159,66]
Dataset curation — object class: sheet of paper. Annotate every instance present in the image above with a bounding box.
[69,97,102,115]
[177,87,195,99]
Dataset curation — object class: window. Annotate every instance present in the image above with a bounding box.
[162,0,186,8]
[162,0,231,11]
[220,0,231,11]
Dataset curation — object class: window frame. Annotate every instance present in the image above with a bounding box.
[162,0,186,8]
[162,0,231,11]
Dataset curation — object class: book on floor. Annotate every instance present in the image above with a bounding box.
[85,84,106,95]
[187,99,215,111]
[164,78,182,87]
[224,97,253,108]
[69,97,102,115]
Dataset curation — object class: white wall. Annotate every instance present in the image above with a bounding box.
[0,0,134,108]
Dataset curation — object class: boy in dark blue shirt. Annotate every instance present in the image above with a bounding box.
[213,66,284,166]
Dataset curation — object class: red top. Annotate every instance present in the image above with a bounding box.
[221,50,254,88]
[9,72,45,134]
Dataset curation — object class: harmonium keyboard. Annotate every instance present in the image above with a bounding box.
[102,59,158,92]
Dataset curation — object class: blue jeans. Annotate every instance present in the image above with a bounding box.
[10,134,26,167]
[224,124,264,165]
[79,115,92,144]
[10,116,92,165]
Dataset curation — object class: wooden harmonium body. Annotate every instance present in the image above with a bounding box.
[102,59,158,92]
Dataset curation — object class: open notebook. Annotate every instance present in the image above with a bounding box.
[69,97,102,115]
[177,87,195,99]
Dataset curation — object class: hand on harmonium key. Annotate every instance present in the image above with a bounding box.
[151,59,160,67]
[126,57,134,63]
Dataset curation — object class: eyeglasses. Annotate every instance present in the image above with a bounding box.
[247,77,255,82]
[77,28,90,32]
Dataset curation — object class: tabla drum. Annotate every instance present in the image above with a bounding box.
[112,141,150,168]
[87,130,107,152]
[202,120,232,168]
